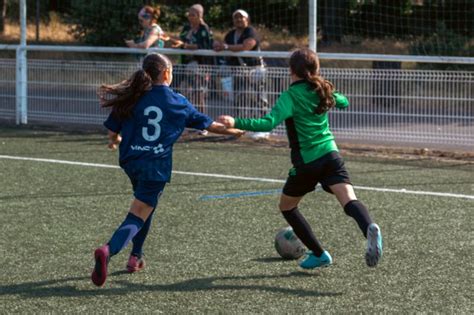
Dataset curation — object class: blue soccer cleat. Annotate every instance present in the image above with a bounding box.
[299,250,333,269]
[365,223,383,267]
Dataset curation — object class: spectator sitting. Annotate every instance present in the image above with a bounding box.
[125,5,170,49]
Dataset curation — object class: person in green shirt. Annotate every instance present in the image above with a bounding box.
[218,48,383,270]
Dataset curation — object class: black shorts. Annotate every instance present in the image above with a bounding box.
[282,151,352,197]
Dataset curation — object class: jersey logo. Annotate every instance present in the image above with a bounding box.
[130,143,164,155]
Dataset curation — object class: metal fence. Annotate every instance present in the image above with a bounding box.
[0,58,472,147]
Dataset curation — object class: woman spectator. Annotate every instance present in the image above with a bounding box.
[125,5,170,49]
[172,4,214,64]
[171,4,213,116]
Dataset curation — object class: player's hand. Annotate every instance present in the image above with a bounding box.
[217,115,235,128]
[227,128,245,138]
[108,134,122,150]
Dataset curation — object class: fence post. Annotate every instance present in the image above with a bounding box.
[15,46,27,125]
[16,0,27,124]
[309,0,317,52]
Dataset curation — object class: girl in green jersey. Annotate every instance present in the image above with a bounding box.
[218,48,383,269]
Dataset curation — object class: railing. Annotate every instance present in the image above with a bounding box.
[0,57,472,147]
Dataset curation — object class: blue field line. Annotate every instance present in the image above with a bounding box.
[200,189,282,200]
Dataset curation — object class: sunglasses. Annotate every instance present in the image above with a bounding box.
[139,13,152,20]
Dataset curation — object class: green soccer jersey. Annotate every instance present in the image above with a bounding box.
[234,80,349,166]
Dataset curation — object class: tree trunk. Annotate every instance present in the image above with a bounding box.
[0,0,7,34]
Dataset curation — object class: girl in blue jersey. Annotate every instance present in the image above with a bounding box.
[91,53,243,287]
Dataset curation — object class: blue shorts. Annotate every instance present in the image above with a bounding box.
[130,179,166,208]
[126,175,166,208]
[122,163,168,208]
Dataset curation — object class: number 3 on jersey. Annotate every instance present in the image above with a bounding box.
[142,106,163,141]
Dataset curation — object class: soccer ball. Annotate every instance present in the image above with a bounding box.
[274,227,306,259]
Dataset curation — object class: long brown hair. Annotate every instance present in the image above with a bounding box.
[98,53,171,121]
[289,48,335,115]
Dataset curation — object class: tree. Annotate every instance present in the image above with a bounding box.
[0,0,7,34]
[69,0,143,46]
[322,0,345,44]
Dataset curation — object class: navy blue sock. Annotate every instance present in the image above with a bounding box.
[344,200,373,238]
[282,207,324,257]
[108,213,144,256]
[131,209,155,258]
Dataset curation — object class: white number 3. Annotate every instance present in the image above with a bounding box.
[142,106,163,141]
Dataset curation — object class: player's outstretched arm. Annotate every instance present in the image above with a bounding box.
[217,115,235,128]
[107,130,122,150]
[206,121,244,137]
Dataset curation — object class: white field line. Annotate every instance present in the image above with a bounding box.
[1,154,473,200]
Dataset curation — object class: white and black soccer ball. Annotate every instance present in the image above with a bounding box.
[274,227,306,259]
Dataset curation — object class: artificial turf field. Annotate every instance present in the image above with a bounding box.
[0,126,472,313]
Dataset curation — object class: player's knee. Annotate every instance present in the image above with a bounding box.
[279,201,298,212]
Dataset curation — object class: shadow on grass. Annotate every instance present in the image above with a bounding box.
[0,271,342,299]
[252,256,293,263]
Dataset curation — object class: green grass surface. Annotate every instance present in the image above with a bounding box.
[0,126,473,313]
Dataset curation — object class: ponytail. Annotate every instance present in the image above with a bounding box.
[98,70,152,121]
[98,53,171,121]
[307,74,335,115]
[289,48,336,115]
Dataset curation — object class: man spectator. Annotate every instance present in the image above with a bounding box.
[213,9,269,139]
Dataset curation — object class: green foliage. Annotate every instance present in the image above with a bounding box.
[9,0,471,49]
[67,0,308,45]
[409,22,474,70]
[6,0,72,22]
[68,0,143,46]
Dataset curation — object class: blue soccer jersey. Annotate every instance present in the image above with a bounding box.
[104,85,213,182]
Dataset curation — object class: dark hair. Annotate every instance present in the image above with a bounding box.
[98,53,171,120]
[289,48,335,115]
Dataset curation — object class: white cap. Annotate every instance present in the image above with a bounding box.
[232,9,249,19]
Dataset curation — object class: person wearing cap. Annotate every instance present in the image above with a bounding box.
[213,9,264,67]
[125,5,170,49]
[213,9,269,139]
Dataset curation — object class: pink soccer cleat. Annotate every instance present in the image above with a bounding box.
[126,255,146,273]
[91,245,110,287]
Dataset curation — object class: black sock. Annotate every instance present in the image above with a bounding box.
[282,207,324,257]
[344,200,374,238]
